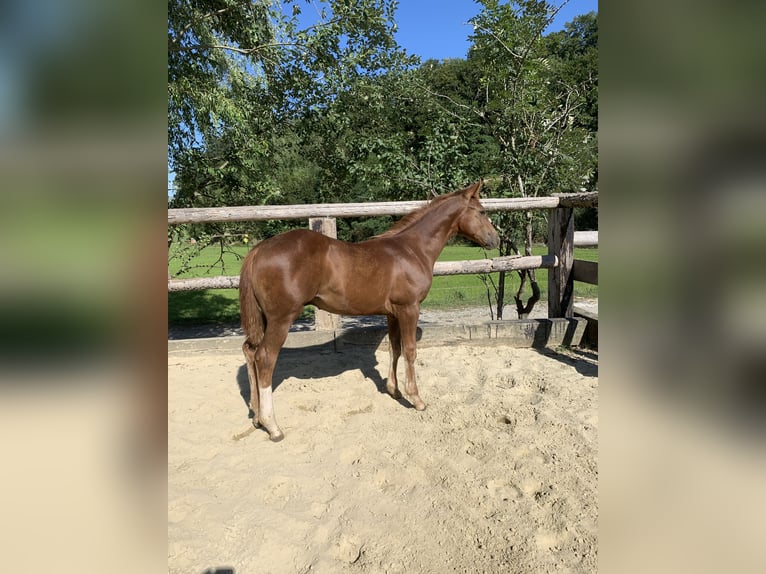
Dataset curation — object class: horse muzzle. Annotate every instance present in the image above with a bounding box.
[484,232,500,250]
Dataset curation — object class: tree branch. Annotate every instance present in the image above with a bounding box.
[509,0,571,102]
[168,41,310,56]
[472,24,525,60]
[415,80,486,126]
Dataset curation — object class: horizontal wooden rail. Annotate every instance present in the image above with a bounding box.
[433,254,557,276]
[167,254,558,292]
[573,230,598,247]
[167,193,598,225]
[554,191,599,208]
[572,259,598,285]
[169,276,241,291]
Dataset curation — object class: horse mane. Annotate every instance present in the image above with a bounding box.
[373,190,463,239]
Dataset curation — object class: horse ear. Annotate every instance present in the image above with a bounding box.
[463,179,483,199]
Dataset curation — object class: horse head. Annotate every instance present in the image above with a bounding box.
[456,180,500,250]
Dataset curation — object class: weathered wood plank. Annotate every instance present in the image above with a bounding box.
[554,191,599,208]
[167,318,588,352]
[548,207,575,318]
[308,217,337,238]
[432,254,557,275]
[168,276,240,291]
[573,230,598,247]
[572,303,598,322]
[572,259,598,285]
[167,196,562,224]
[573,303,598,349]
[167,255,559,292]
[308,217,340,331]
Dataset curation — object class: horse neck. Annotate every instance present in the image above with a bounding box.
[399,197,466,265]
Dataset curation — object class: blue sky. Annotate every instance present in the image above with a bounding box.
[394,0,598,61]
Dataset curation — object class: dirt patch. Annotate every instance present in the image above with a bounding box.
[168,342,597,573]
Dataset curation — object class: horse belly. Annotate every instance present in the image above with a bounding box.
[312,251,392,315]
[312,290,390,316]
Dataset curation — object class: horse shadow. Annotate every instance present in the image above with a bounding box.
[235,326,424,417]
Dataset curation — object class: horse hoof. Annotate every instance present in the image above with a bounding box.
[269,432,285,443]
[412,398,426,411]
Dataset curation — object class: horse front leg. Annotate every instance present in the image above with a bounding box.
[386,314,402,399]
[398,307,426,411]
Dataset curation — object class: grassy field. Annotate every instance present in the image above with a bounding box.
[168,242,598,325]
[423,244,598,308]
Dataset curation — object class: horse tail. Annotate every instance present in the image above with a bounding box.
[239,255,265,348]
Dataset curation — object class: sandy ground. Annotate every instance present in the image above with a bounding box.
[168,338,598,574]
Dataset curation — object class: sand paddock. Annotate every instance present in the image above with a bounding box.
[168,337,597,573]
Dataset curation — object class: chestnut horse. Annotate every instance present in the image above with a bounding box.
[239,180,499,441]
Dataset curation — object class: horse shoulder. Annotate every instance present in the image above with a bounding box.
[363,237,434,295]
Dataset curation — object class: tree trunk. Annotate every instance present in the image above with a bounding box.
[514,269,540,318]
[516,209,540,318]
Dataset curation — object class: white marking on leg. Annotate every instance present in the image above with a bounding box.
[258,385,283,440]
[259,385,274,425]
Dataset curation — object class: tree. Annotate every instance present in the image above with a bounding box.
[301,65,477,206]
[462,0,597,318]
[167,0,414,267]
[168,0,412,210]
[545,11,599,231]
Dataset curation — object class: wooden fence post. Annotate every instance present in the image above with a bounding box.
[308,217,340,331]
[548,207,574,318]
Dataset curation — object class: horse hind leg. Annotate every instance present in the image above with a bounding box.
[253,314,298,442]
[242,341,260,427]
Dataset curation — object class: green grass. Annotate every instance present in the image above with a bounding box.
[168,243,248,325]
[168,242,598,325]
[423,243,598,308]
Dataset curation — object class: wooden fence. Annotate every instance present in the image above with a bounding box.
[168,192,598,329]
